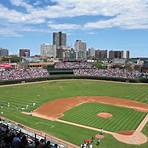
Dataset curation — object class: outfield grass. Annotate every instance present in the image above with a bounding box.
[1,109,148,148]
[61,103,146,131]
[0,80,148,147]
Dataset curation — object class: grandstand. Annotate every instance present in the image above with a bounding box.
[0,68,49,81]
[0,62,148,148]
[0,62,147,83]
[0,117,67,148]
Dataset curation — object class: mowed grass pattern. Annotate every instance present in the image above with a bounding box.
[0,80,148,147]
[61,103,146,131]
[0,80,148,111]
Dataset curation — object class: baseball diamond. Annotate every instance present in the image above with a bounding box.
[0,79,148,148]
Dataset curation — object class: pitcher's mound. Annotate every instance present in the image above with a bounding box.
[97,112,113,118]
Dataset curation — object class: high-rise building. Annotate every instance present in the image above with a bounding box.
[19,49,30,57]
[74,40,87,60]
[63,48,76,61]
[0,48,9,57]
[88,48,95,59]
[125,50,130,59]
[53,32,67,48]
[40,43,56,58]
[53,32,67,59]
[109,50,124,59]
[74,40,86,52]
[69,48,76,61]
[95,49,107,59]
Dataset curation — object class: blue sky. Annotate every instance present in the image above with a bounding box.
[0,0,148,57]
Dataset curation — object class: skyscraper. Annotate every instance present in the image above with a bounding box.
[88,48,95,59]
[125,50,130,59]
[40,43,56,58]
[53,32,67,48]
[74,40,87,60]
[109,50,124,59]
[95,49,107,59]
[53,32,67,59]
[0,48,9,57]
[19,49,30,57]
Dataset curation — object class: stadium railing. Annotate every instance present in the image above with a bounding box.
[0,116,78,148]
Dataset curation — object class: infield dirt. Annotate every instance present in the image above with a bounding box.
[30,96,148,145]
[32,96,148,120]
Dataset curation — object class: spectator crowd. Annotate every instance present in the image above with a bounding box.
[55,62,146,79]
[0,120,62,148]
[55,62,94,69]
[74,68,142,79]
[0,62,147,81]
[0,68,49,81]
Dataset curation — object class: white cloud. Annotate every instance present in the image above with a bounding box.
[48,23,81,30]
[0,28,22,37]
[0,22,49,37]
[84,0,148,30]
[10,0,33,12]
[0,4,45,24]
[0,0,148,36]
[33,1,42,6]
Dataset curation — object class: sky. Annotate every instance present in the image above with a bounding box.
[0,0,148,57]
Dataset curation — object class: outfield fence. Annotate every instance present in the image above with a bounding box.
[1,75,148,86]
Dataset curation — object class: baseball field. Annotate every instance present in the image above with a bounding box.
[0,79,148,148]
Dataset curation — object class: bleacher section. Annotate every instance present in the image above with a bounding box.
[0,62,147,84]
[0,117,65,148]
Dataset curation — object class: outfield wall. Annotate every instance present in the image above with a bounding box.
[0,75,148,85]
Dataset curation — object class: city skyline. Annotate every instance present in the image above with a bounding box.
[0,0,148,57]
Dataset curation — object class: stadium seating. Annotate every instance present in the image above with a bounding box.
[74,68,142,79]
[0,68,49,81]
[0,119,63,148]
